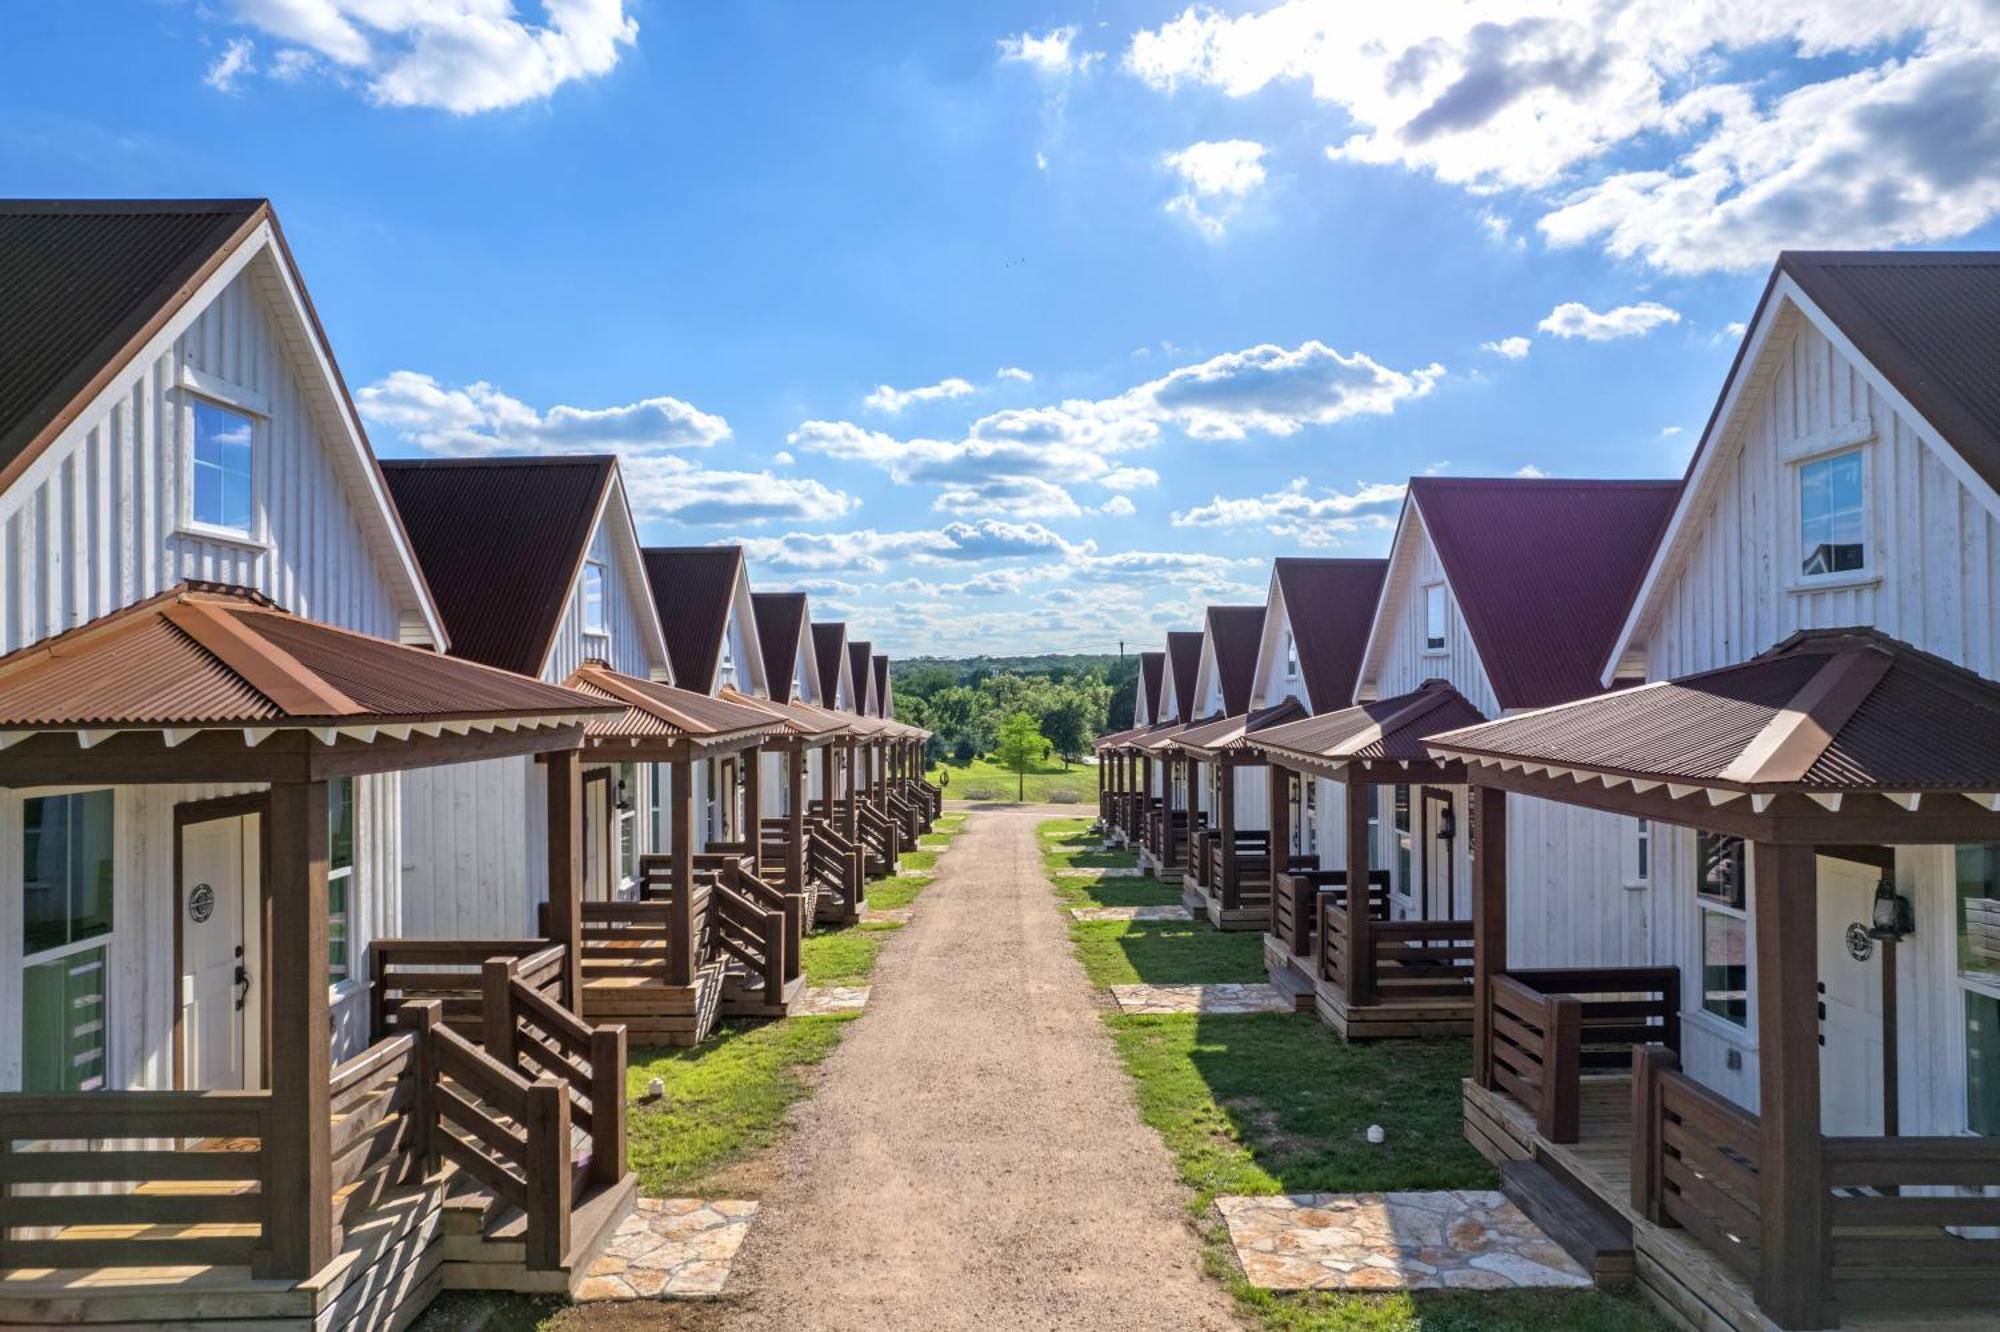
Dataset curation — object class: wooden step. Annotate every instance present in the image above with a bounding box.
[1499,1158,1633,1287]
[1263,956,1316,1013]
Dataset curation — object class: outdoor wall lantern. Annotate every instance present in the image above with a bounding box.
[1437,805,1457,842]
[1868,877,1915,941]
[615,778,633,813]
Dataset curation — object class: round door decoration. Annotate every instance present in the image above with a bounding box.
[1844,921,1874,962]
[188,882,216,924]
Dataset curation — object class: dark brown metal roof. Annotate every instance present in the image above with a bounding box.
[381,456,615,677]
[1273,558,1387,712]
[0,583,613,731]
[1427,627,2000,793]
[847,641,876,716]
[1094,723,1148,751]
[1204,605,1266,717]
[718,685,850,739]
[873,655,892,720]
[1172,697,1308,755]
[644,546,744,694]
[811,623,848,709]
[1409,477,1679,710]
[0,200,267,483]
[752,593,810,705]
[1253,679,1488,766]
[1137,651,1165,724]
[567,664,782,747]
[1165,631,1204,725]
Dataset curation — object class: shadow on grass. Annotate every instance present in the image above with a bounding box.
[1071,918,1267,986]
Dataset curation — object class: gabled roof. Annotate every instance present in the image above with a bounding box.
[753,593,813,705]
[872,655,892,720]
[1165,631,1204,725]
[1271,558,1388,712]
[1428,627,2000,795]
[1136,651,1165,725]
[1201,605,1266,718]
[811,622,850,709]
[382,456,665,679]
[0,583,611,733]
[847,641,876,716]
[1253,678,1487,767]
[1382,477,1678,711]
[566,663,781,748]
[644,546,746,694]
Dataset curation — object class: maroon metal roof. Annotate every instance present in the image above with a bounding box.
[718,685,850,739]
[873,655,892,720]
[0,584,614,730]
[847,641,876,716]
[1409,477,1679,710]
[1273,558,1387,712]
[811,622,848,708]
[1172,697,1308,755]
[644,546,744,693]
[1204,605,1266,717]
[381,457,615,677]
[753,592,809,705]
[567,664,783,746]
[1427,627,2000,793]
[1165,631,1204,725]
[1253,679,1487,765]
[1094,723,1148,751]
[1136,651,1165,724]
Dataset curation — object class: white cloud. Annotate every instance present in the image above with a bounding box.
[1514,463,1549,477]
[1537,301,1681,341]
[205,38,255,92]
[1164,138,1267,238]
[771,450,795,465]
[999,26,1100,76]
[268,47,317,81]
[1477,208,1525,250]
[1100,495,1138,517]
[997,366,1035,382]
[211,0,637,113]
[358,371,729,454]
[734,521,1094,576]
[1171,477,1405,546]
[1126,1,2000,270]
[621,459,857,527]
[1482,335,1532,359]
[863,377,977,414]
[1661,425,1684,437]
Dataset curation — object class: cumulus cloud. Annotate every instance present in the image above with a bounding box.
[1514,463,1549,477]
[997,366,1035,382]
[1537,300,1681,340]
[1164,139,1267,238]
[1100,495,1138,516]
[204,38,254,92]
[1126,1,2000,271]
[620,459,857,527]
[1481,335,1532,359]
[863,376,977,414]
[1171,477,1405,545]
[208,0,637,113]
[358,371,729,454]
[734,521,1094,575]
[999,26,1100,76]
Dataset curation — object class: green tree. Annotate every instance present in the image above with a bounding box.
[992,710,1046,802]
[1041,686,1100,767]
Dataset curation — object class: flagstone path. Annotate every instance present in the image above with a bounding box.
[794,985,871,1015]
[1109,981,1294,1015]
[1069,904,1193,922]
[577,1199,759,1301]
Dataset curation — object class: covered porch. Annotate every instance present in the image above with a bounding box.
[1132,724,1196,877]
[1430,629,2000,1331]
[1169,700,1306,932]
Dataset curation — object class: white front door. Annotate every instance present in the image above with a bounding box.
[180,814,261,1091]
[1817,854,1887,1136]
[583,773,609,900]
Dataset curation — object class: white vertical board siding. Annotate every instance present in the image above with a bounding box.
[399,758,535,939]
[542,516,655,682]
[1,266,403,652]
[1369,516,1499,713]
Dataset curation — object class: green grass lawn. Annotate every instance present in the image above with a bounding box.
[930,753,1097,803]
[800,920,904,984]
[867,874,930,911]
[1071,918,1267,986]
[1039,815,1143,874]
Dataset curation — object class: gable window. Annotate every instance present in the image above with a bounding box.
[1696,831,1748,1027]
[1284,632,1299,680]
[328,777,354,986]
[21,790,115,1092]
[1423,583,1447,653]
[582,562,608,638]
[189,400,256,536]
[718,634,736,690]
[1799,449,1866,578]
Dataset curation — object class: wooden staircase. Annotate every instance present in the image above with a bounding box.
[437,1168,637,1295]
[1498,1156,1634,1287]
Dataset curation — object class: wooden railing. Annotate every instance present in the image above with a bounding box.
[1489,967,1680,1142]
[1314,881,1394,989]
[808,818,863,908]
[371,938,568,1042]
[1632,1044,1761,1283]
[1372,919,1477,1000]
[0,1091,274,1272]
[482,948,626,1196]
[1279,869,1388,958]
[709,865,793,998]
[1205,831,1275,908]
[856,801,897,874]
[885,790,921,849]
[1822,1133,2000,1310]
[328,1029,426,1241]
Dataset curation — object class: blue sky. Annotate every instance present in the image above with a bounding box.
[7,1,2000,655]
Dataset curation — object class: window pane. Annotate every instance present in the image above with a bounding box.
[1970,989,2000,1136]
[1800,451,1865,576]
[328,869,350,980]
[22,792,113,956]
[1701,909,1749,1026]
[22,945,107,1092]
[1697,831,1745,908]
[583,563,606,634]
[192,401,254,533]
[1425,586,1446,650]
[1958,845,2000,985]
[329,777,354,873]
[69,790,114,944]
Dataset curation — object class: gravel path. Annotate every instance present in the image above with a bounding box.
[703,805,1239,1332]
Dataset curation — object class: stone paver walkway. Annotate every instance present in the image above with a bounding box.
[1054,866,1144,878]
[1069,905,1192,922]
[1217,1192,1591,1292]
[796,985,871,1015]
[578,1198,759,1301]
[1109,982,1293,1015]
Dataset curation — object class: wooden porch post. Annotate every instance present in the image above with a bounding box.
[1471,783,1507,1090]
[544,749,584,1007]
[1345,777,1374,1007]
[265,779,333,1280]
[1180,754,1197,873]
[670,755,696,986]
[786,745,806,897]
[743,744,763,876]
[1218,760,1239,909]
[841,739,858,838]
[1753,842,1832,1329]
[1268,765,1291,893]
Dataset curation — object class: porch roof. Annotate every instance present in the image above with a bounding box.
[718,686,852,740]
[1424,627,2000,797]
[1132,719,1197,752]
[1169,697,1307,755]
[1094,723,1148,751]
[565,663,784,750]
[1251,679,1487,768]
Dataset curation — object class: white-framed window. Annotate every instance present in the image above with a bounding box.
[1284,632,1299,680]
[582,561,609,638]
[328,777,354,986]
[188,398,257,537]
[718,629,737,691]
[20,789,115,1092]
[615,763,638,890]
[1302,779,1317,856]
[1798,448,1867,579]
[1623,816,1651,889]
[1696,831,1748,1028]
[1955,844,2000,1134]
[1423,583,1447,653]
[1390,784,1413,905]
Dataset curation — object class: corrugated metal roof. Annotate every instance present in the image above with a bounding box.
[718,685,849,738]
[1427,627,2000,792]
[381,457,614,677]
[1254,679,1488,765]
[1165,631,1204,725]
[0,200,266,477]
[644,546,743,693]
[1205,605,1266,717]
[567,663,782,746]
[811,623,848,708]
[1273,558,1387,712]
[1094,723,1148,750]
[873,655,892,720]
[1172,697,1308,754]
[847,641,876,715]
[0,583,612,730]
[1411,477,1679,710]
[1137,651,1164,723]
[752,593,809,704]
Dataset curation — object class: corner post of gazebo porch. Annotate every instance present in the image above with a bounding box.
[544,747,585,1006]
[669,752,697,986]
[1753,840,1832,1329]
[1470,782,1507,1089]
[1180,753,1198,871]
[265,778,333,1280]
[842,738,858,839]
[786,743,807,896]
[1344,776,1375,1006]
[1267,763,1292,895]
[743,742,764,876]
[1218,758,1239,908]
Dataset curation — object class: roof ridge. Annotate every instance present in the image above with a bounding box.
[163,597,364,718]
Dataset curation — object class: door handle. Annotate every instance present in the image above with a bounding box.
[234,963,253,1011]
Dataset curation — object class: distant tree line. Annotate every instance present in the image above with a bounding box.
[890,653,1141,766]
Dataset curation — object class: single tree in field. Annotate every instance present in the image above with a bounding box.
[992,710,1046,802]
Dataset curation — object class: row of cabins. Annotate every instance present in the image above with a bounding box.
[0,199,937,1327]
[1099,251,2000,1330]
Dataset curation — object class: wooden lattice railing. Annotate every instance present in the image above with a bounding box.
[1279,868,1389,959]
[1489,968,1680,1142]
[371,938,568,1042]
